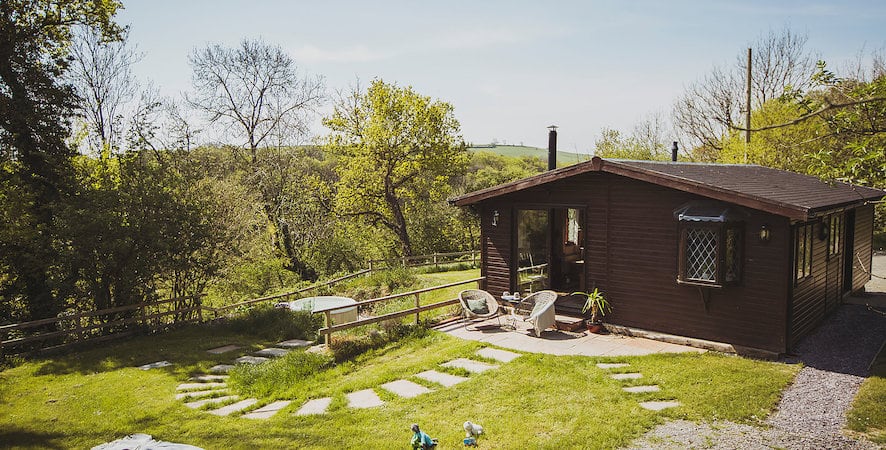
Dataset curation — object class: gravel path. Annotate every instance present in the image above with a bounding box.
[626,302,886,449]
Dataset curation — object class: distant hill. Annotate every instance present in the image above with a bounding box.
[468,144,591,165]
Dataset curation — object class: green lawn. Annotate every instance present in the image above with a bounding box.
[847,344,886,443]
[0,321,798,449]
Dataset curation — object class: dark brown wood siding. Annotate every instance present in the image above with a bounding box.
[477,172,791,353]
[852,205,874,292]
[789,220,830,348]
[480,202,513,296]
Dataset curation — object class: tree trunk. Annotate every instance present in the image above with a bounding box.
[384,178,413,257]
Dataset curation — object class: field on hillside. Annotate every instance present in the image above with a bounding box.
[469,144,591,165]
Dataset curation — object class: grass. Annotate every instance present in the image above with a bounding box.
[0,319,798,450]
[847,344,886,443]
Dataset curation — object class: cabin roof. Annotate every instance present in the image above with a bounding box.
[450,156,885,221]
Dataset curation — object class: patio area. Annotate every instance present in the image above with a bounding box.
[434,315,706,357]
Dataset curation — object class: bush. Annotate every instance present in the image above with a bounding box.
[220,306,321,341]
[229,349,334,397]
[336,267,416,300]
[328,323,429,362]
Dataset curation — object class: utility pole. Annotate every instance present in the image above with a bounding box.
[745,47,752,163]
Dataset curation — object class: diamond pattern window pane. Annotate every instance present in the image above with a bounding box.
[686,228,718,281]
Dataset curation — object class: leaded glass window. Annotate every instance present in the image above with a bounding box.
[686,228,718,282]
[675,202,744,287]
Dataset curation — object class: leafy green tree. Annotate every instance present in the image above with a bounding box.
[324,79,467,257]
[0,0,122,321]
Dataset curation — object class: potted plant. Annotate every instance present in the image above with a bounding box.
[574,288,610,333]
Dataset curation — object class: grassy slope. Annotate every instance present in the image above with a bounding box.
[468,145,590,166]
[0,322,797,450]
[847,344,886,443]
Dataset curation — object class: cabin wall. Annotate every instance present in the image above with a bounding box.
[789,220,832,348]
[479,172,791,353]
[852,204,874,292]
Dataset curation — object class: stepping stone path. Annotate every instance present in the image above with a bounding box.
[415,370,469,387]
[639,400,681,411]
[234,355,269,365]
[185,395,237,409]
[177,382,227,391]
[190,375,228,382]
[277,339,313,348]
[207,344,241,354]
[380,380,433,398]
[254,347,289,357]
[476,347,521,363]
[440,358,499,374]
[347,389,384,408]
[296,397,332,416]
[176,389,229,400]
[242,400,292,419]
[610,372,643,380]
[138,360,172,370]
[209,364,234,374]
[209,398,258,416]
[597,362,681,411]
[596,363,630,369]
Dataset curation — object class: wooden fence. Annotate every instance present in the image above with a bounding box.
[0,295,203,355]
[1,252,482,356]
[367,250,479,272]
[315,277,484,344]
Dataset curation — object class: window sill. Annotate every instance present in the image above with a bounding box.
[677,279,724,289]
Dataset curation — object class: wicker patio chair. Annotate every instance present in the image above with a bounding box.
[458,289,502,330]
[513,290,558,337]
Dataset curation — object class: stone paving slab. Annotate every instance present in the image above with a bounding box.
[235,356,269,364]
[207,344,241,354]
[346,389,384,408]
[414,370,469,387]
[277,339,313,348]
[623,385,661,394]
[476,347,521,363]
[209,364,234,374]
[138,360,172,370]
[177,382,227,391]
[254,347,289,357]
[296,397,332,416]
[184,395,237,409]
[610,373,643,380]
[380,380,433,398]
[209,398,258,416]
[175,389,229,400]
[189,375,228,382]
[597,363,630,369]
[440,358,499,374]
[639,400,680,411]
[242,400,292,419]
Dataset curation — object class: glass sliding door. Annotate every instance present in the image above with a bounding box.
[516,209,550,293]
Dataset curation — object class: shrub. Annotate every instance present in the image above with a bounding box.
[328,323,429,362]
[229,349,334,397]
[220,306,321,341]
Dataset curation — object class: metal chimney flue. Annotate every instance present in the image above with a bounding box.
[671,141,678,162]
[547,125,558,170]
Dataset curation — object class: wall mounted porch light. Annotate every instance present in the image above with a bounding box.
[492,210,500,227]
[758,224,771,243]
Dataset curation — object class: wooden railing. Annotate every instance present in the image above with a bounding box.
[314,277,484,344]
[0,295,203,355]
[367,250,479,272]
[202,269,371,318]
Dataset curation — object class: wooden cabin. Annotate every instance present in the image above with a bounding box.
[451,156,884,355]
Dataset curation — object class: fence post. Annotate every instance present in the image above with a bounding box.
[433,253,438,270]
[324,311,332,345]
[472,250,477,267]
[368,261,373,272]
[414,293,421,324]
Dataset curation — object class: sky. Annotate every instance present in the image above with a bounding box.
[117,0,886,153]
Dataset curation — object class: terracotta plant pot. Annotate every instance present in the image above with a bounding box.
[586,321,604,334]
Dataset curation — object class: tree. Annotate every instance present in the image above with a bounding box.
[0,0,122,321]
[187,38,325,279]
[673,28,818,159]
[594,113,674,160]
[68,25,140,153]
[324,79,467,257]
